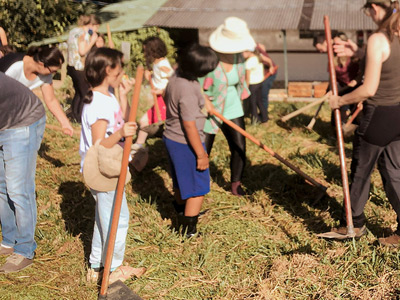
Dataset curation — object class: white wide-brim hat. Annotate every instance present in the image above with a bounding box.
[83,140,131,192]
[209,16,256,54]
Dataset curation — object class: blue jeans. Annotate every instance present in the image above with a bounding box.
[0,116,46,259]
[261,72,277,114]
[89,189,129,270]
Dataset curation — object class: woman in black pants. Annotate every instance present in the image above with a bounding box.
[328,0,400,246]
[202,17,255,196]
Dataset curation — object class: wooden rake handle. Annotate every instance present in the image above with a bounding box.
[345,102,363,127]
[211,109,327,193]
[324,15,354,236]
[99,66,144,298]
[280,94,328,122]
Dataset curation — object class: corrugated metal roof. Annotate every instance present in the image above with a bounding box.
[145,0,378,30]
[31,0,167,46]
[310,0,376,30]
[144,0,304,30]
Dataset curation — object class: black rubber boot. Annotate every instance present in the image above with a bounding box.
[177,215,199,238]
[172,201,185,216]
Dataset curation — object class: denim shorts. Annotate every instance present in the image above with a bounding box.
[163,136,210,200]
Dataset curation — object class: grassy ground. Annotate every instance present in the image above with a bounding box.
[1,83,400,300]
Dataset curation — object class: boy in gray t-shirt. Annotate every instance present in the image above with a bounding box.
[162,44,218,238]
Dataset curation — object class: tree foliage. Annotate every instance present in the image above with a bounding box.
[0,0,95,49]
[111,27,176,76]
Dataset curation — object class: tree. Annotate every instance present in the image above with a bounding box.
[0,0,95,49]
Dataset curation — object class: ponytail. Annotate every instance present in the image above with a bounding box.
[83,89,94,104]
[381,10,400,41]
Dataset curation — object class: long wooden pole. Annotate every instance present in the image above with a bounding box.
[106,23,115,49]
[99,66,144,298]
[211,109,327,193]
[344,102,363,128]
[324,16,354,236]
[280,94,328,122]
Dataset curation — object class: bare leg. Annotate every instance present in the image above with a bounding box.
[184,196,204,217]
[135,114,149,145]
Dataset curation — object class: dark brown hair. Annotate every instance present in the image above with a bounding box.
[177,44,218,80]
[78,14,101,26]
[26,45,64,68]
[84,47,123,104]
[142,36,168,69]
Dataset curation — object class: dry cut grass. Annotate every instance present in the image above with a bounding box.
[1,84,400,300]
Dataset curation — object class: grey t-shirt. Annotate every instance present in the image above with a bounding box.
[0,72,45,130]
[163,74,206,144]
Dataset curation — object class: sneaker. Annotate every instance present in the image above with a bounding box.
[0,245,14,256]
[0,253,33,273]
[378,234,400,247]
[317,225,367,240]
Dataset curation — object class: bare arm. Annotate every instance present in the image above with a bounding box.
[333,38,365,59]
[91,119,137,148]
[0,27,7,46]
[40,83,74,136]
[78,32,98,57]
[329,33,388,109]
[182,120,209,170]
[204,94,215,115]
[245,69,250,86]
[118,78,135,121]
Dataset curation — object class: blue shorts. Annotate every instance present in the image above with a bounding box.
[163,136,210,200]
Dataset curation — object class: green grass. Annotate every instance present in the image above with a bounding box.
[1,87,400,300]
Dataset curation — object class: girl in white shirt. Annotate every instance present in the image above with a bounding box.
[80,47,145,283]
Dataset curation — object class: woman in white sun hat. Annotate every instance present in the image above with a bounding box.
[201,16,255,196]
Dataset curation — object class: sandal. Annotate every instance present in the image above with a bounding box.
[108,265,146,284]
[87,267,103,283]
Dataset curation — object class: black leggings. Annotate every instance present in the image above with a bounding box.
[67,66,89,123]
[248,82,268,124]
[205,116,246,182]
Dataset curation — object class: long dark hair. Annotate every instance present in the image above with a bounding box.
[143,36,168,69]
[84,47,123,104]
[177,44,218,80]
[26,45,64,68]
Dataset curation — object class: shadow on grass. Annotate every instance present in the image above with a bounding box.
[130,138,179,227]
[243,161,342,234]
[59,181,95,263]
[39,142,65,167]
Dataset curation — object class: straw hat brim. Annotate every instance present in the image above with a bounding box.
[209,24,256,54]
[83,142,131,192]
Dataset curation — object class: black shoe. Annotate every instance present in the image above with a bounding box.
[172,201,185,216]
[177,215,198,238]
